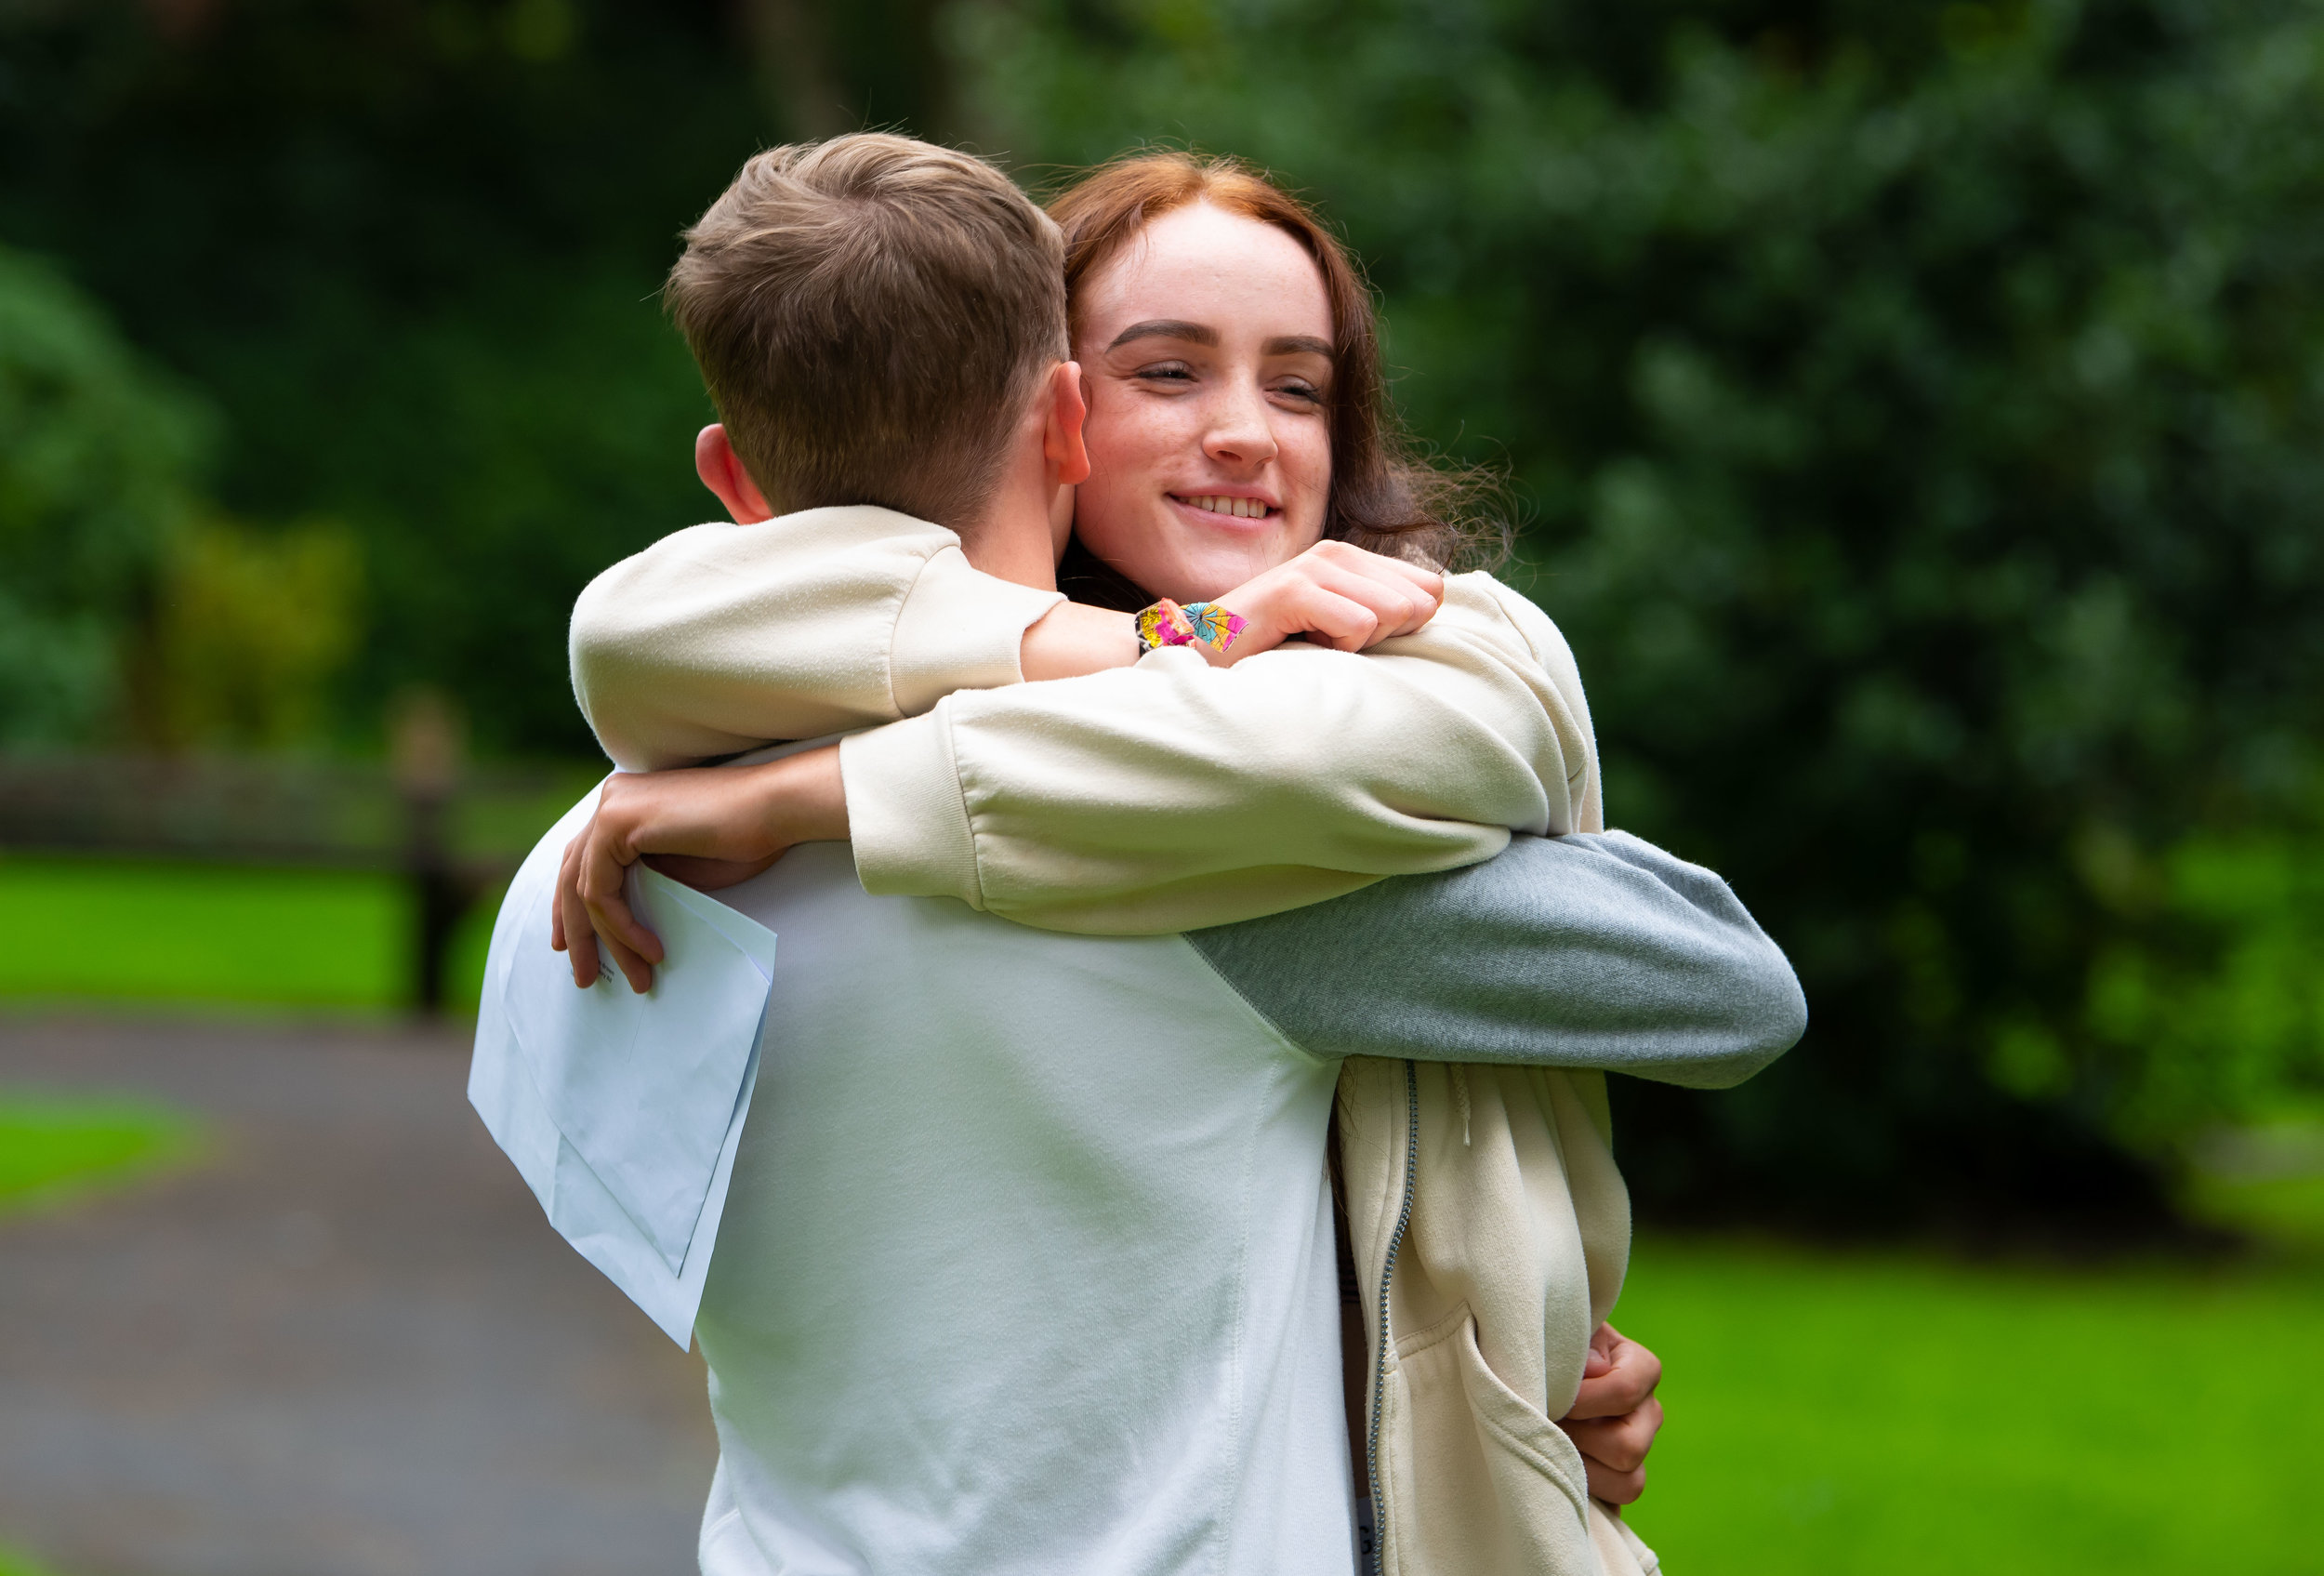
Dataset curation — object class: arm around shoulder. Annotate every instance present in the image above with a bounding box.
[568,507,1061,771]
[1184,830,1807,1085]
[836,576,1608,934]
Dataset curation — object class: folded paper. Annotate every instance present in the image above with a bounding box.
[470,786,776,1346]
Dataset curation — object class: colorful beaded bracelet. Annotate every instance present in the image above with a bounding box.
[1135,599,1250,657]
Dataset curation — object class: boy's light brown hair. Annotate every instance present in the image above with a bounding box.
[666,135,1067,528]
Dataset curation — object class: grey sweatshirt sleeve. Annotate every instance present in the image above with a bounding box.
[1183,830,1806,1088]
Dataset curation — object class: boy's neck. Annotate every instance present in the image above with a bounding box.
[950,361,1084,595]
[956,490,1063,593]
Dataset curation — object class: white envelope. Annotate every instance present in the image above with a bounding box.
[470,787,777,1345]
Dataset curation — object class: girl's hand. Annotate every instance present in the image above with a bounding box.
[1210,539,1445,658]
[548,746,847,993]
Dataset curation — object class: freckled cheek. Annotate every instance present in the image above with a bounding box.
[1084,395,1198,495]
[1075,395,1187,561]
[1282,428,1333,539]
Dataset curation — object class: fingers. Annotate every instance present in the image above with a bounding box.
[1559,1394,1663,1505]
[554,766,810,993]
[1580,1320,1619,1381]
[581,863,665,974]
[1276,581,1386,653]
[1214,541,1447,659]
[1304,537,1446,589]
[1560,1325,1666,1509]
[574,819,666,995]
[1301,540,1446,636]
[595,920,659,996]
[1256,564,1438,654]
[1580,1451,1647,1506]
[1565,1323,1662,1421]
[1287,558,1441,649]
[555,837,601,989]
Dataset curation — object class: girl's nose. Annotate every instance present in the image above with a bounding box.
[1202,377,1279,470]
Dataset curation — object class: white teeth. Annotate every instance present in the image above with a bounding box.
[1184,495,1268,519]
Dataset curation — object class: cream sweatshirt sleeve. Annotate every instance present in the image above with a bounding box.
[838,574,1603,935]
[569,505,1063,771]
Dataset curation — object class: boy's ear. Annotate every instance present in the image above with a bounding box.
[695,425,777,523]
[1042,362,1091,486]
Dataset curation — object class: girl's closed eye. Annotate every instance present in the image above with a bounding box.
[1135,361,1198,385]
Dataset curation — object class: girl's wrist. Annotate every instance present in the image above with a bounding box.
[1021,603,1140,680]
[1134,599,1250,664]
[756,747,850,846]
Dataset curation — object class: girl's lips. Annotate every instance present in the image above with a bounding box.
[1171,491,1279,520]
[1166,493,1281,530]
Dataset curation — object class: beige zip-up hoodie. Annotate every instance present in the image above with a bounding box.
[572,506,1662,1576]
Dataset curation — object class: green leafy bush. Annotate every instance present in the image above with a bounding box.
[0,246,209,744]
[0,0,753,756]
[958,0,2324,1222]
[140,517,363,751]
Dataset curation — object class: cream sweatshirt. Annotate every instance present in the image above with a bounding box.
[570,505,1600,935]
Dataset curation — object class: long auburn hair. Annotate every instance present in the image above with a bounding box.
[1044,152,1504,581]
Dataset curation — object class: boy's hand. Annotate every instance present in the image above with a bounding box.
[1212,539,1445,658]
[548,747,848,993]
[1556,1321,1664,1504]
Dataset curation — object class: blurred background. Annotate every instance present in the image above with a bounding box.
[2,0,2319,1571]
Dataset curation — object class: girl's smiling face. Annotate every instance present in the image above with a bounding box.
[1068,201,1336,603]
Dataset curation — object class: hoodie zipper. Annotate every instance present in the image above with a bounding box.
[1364,1060,1420,1576]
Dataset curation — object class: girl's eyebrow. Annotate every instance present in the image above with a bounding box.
[1263,336,1334,360]
[1107,319,1217,350]
[1105,321,1336,362]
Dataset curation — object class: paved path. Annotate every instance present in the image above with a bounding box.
[0,1014,717,1576]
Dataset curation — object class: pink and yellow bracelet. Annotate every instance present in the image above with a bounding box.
[1135,599,1249,658]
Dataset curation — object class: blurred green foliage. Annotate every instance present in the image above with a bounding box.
[2081,826,2324,1146]
[0,245,207,743]
[957,0,2324,1225]
[139,516,363,750]
[0,242,364,752]
[5,0,2323,1223]
[0,0,754,756]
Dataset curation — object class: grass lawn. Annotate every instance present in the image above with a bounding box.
[0,854,496,1012]
[0,1096,199,1212]
[1615,1235,2323,1575]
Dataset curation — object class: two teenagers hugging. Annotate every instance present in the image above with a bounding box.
[470,135,1805,1576]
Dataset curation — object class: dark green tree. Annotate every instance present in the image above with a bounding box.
[0,1,757,753]
[0,245,208,743]
[958,0,2324,1227]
